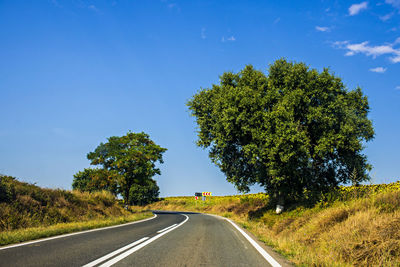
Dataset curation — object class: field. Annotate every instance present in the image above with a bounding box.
[144,182,400,266]
[0,175,152,246]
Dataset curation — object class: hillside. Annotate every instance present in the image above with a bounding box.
[0,175,151,245]
[145,182,400,266]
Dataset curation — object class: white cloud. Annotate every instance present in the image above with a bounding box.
[369,67,387,73]
[333,40,400,63]
[394,37,400,44]
[391,55,400,62]
[386,0,400,9]
[349,2,368,16]
[380,12,395,21]
[396,85,400,90]
[333,41,349,46]
[163,1,180,11]
[201,28,206,39]
[316,26,330,32]
[273,17,281,24]
[222,36,236,42]
[347,42,394,57]
[88,5,100,13]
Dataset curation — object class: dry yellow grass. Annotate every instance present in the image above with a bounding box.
[0,175,152,246]
[145,189,400,266]
[0,212,152,246]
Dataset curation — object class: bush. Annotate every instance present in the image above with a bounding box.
[0,176,15,203]
[128,179,159,206]
[0,180,9,203]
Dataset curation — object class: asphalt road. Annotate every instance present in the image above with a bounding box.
[0,211,284,267]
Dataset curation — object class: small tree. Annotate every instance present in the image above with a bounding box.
[86,132,166,205]
[187,59,374,207]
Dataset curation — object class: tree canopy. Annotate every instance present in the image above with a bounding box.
[187,59,374,204]
[73,132,167,205]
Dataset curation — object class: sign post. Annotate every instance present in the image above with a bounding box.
[195,192,212,201]
[195,192,202,201]
[202,192,212,201]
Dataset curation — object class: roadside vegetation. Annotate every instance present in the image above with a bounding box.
[73,131,166,206]
[188,59,374,209]
[0,175,152,246]
[144,182,400,266]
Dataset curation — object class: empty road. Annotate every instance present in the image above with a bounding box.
[0,211,285,267]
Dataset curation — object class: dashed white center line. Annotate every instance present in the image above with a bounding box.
[82,214,189,267]
[82,237,149,267]
[98,215,188,267]
[157,224,178,233]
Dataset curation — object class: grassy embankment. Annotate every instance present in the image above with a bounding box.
[145,182,400,266]
[0,175,152,246]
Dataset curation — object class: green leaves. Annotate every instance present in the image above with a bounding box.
[188,59,374,203]
[72,168,119,196]
[74,132,167,205]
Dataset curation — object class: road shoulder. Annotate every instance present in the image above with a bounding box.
[206,213,293,267]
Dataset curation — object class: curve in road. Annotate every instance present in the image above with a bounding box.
[0,211,284,267]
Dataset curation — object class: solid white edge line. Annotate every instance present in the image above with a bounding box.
[99,214,189,267]
[207,214,281,267]
[0,213,157,251]
[82,237,149,267]
[226,219,281,267]
[157,223,178,233]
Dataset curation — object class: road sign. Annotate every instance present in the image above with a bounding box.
[195,192,202,197]
[202,192,212,196]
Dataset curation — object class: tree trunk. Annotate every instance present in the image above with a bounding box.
[275,194,285,214]
[124,187,130,206]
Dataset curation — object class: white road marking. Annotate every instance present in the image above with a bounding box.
[82,237,149,267]
[225,219,281,267]
[98,214,189,267]
[207,214,282,267]
[157,223,177,233]
[0,214,157,251]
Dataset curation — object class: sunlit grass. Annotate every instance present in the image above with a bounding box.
[0,175,153,246]
[0,212,153,246]
[145,182,400,266]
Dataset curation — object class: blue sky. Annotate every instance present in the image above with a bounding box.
[0,0,399,196]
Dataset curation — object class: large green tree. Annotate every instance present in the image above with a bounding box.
[86,132,167,205]
[187,59,374,205]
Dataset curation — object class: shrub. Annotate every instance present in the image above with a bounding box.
[128,179,159,206]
